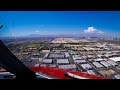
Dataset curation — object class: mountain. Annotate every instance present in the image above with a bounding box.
[5,32,117,39]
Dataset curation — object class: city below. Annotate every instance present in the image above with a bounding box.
[1,36,120,79]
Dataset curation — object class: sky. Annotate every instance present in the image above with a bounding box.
[0,11,120,37]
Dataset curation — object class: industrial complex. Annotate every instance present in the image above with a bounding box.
[1,37,120,79]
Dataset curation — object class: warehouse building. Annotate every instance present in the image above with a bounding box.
[100,61,112,68]
[40,64,46,67]
[72,55,83,60]
[58,64,76,70]
[38,58,43,62]
[57,59,69,64]
[81,64,93,70]
[74,60,86,63]
[42,50,50,53]
[65,52,70,58]
[49,53,65,58]
[33,53,43,58]
[42,59,53,64]
[44,53,49,58]
[92,62,104,68]
[69,51,77,55]
[48,64,57,68]
[94,58,105,62]
[31,57,39,60]
[106,60,118,67]
[98,69,116,77]
[34,64,39,67]
[31,57,43,62]
[87,70,96,75]
[87,55,95,59]
[109,57,120,63]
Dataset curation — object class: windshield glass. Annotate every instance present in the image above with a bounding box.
[0,11,120,79]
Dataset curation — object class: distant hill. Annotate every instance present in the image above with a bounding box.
[0,33,118,39]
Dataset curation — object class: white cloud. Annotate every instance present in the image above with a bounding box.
[97,30,104,34]
[35,30,40,33]
[84,27,96,33]
[84,27,104,34]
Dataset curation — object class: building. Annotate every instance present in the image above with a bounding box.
[39,58,43,62]
[30,57,42,64]
[42,50,50,53]
[54,50,60,53]
[65,52,70,58]
[57,59,69,64]
[40,64,46,67]
[34,64,39,67]
[109,57,120,63]
[94,58,105,62]
[33,53,43,58]
[88,59,94,61]
[44,53,49,58]
[83,47,94,51]
[98,69,116,77]
[31,57,39,60]
[110,52,120,57]
[92,62,104,68]
[72,55,83,60]
[42,59,53,64]
[106,60,118,67]
[81,64,93,70]
[58,64,76,69]
[48,64,57,68]
[69,51,77,55]
[74,60,86,63]
[114,74,120,79]
[49,53,65,58]
[87,55,95,59]
[87,70,96,75]
[104,54,111,58]
[100,61,112,68]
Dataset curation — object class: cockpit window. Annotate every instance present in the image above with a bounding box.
[0,11,120,79]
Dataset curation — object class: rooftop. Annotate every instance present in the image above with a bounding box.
[34,64,39,67]
[92,62,104,68]
[42,50,50,53]
[74,60,86,63]
[106,60,117,66]
[95,58,105,62]
[65,52,70,58]
[100,61,112,67]
[81,64,92,70]
[99,69,116,77]
[42,59,53,64]
[59,64,76,69]
[57,59,69,64]
[49,53,64,58]
[109,57,120,62]
[72,55,83,60]
[87,70,96,75]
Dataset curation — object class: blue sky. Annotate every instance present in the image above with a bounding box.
[0,11,120,37]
